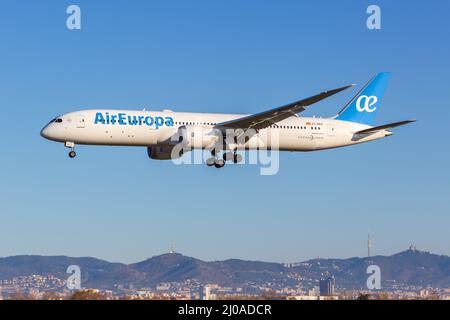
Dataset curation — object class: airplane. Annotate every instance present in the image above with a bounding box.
[41,72,415,168]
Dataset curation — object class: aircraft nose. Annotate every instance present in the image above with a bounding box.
[41,124,58,140]
[40,125,50,139]
[40,121,66,142]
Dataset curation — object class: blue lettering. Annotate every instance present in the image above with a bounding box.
[94,112,173,128]
[94,112,105,124]
[118,113,126,125]
[128,115,137,125]
[155,116,164,129]
[145,116,154,126]
[165,116,174,127]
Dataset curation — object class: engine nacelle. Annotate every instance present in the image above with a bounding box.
[147,146,183,160]
[178,125,221,149]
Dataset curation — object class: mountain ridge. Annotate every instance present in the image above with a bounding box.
[1,249,449,291]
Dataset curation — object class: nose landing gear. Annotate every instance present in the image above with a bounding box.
[65,141,76,159]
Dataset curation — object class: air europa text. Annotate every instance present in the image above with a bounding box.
[94,112,174,129]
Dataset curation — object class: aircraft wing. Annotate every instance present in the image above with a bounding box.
[215,84,354,131]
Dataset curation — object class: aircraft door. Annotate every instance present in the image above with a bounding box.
[327,124,335,136]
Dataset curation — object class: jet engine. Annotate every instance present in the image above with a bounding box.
[147,146,183,160]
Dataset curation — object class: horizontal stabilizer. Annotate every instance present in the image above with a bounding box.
[355,120,416,134]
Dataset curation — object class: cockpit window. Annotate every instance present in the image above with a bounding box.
[55,118,63,123]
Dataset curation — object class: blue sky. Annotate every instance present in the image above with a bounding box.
[0,1,449,264]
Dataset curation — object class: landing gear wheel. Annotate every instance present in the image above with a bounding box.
[214,159,225,168]
[233,153,242,163]
[223,152,234,162]
[206,157,215,166]
[69,150,76,158]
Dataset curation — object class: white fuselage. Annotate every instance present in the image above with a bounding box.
[40,109,391,152]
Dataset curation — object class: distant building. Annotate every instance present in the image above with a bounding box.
[156,283,170,291]
[287,295,319,300]
[319,277,335,296]
[202,284,218,300]
[287,295,337,301]
[308,287,319,296]
[419,289,430,298]
[205,285,212,300]
[199,286,204,300]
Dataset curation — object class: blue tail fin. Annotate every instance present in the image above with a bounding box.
[335,72,390,125]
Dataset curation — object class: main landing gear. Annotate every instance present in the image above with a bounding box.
[65,141,76,158]
[206,157,225,168]
[223,152,242,164]
[206,150,225,168]
[206,150,242,169]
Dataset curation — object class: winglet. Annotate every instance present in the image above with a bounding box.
[324,84,355,96]
[307,84,355,106]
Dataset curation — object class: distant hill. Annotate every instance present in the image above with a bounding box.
[0,248,449,291]
[131,254,293,287]
[289,249,450,290]
[0,255,145,290]
[130,253,232,286]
